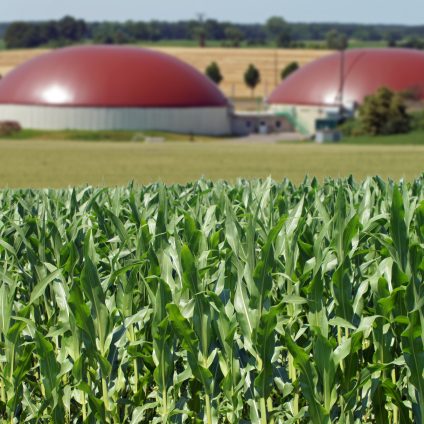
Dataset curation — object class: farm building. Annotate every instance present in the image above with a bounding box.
[0,45,233,135]
[267,48,424,135]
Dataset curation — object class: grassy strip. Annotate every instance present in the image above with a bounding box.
[340,130,424,145]
[0,38,390,51]
[0,129,221,142]
[5,128,424,145]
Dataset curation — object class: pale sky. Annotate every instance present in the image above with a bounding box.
[0,0,422,25]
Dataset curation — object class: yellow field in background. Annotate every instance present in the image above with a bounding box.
[152,47,330,98]
[0,49,50,77]
[0,47,330,99]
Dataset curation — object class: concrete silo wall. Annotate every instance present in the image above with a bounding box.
[0,105,232,135]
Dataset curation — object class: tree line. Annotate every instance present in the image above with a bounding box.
[2,15,424,49]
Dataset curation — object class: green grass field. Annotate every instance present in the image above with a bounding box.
[100,38,390,50]
[0,139,422,188]
[100,38,391,50]
[132,38,389,50]
[341,130,424,145]
[0,37,390,51]
[0,129,219,142]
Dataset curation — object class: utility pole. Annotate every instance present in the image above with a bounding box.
[196,13,206,47]
[336,34,348,115]
[274,48,279,88]
[338,48,345,107]
[196,12,205,22]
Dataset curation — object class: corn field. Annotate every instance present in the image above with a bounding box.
[0,177,423,423]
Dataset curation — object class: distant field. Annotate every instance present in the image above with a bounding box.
[296,39,389,49]
[0,139,422,188]
[347,39,388,48]
[0,46,330,98]
[0,48,50,77]
[135,39,387,49]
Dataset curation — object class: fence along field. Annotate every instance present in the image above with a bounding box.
[0,47,330,98]
[0,176,423,423]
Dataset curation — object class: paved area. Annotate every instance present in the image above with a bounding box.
[223,132,306,144]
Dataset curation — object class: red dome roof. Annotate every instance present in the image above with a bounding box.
[268,48,424,107]
[0,45,228,108]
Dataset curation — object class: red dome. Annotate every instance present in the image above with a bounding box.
[0,45,228,108]
[268,48,424,107]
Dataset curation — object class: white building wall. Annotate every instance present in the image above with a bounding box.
[0,105,232,135]
[231,112,294,135]
[268,104,328,136]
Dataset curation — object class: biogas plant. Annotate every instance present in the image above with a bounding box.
[1,45,424,136]
[0,45,288,136]
[0,46,234,136]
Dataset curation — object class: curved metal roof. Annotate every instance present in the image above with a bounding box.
[0,45,228,108]
[268,48,424,107]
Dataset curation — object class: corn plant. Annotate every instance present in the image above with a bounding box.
[0,176,423,423]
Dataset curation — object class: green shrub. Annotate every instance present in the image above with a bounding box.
[205,61,223,85]
[281,61,299,80]
[359,86,411,135]
[410,109,424,131]
[338,118,364,136]
[0,120,21,136]
[244,63,261,96]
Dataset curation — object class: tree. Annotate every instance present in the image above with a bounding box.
[126,21,150,40]
[385,31,401,47]
[276,31,292,48]
[399,37,424,49]
[266,16,291,47]
[244,64,261,97]
[57,16,87,41]
[113,30,132,44]
[326,29,348,50]
[204,19,225,41]
[281,61,299,80]
[205,62,223,85]
[93,23,115,44]
[38,21,59,45]
[192,26,206,47]
[146,21,161,41]
[224,26,244,47]
[4,22,41,48]
[359,87,411,135]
